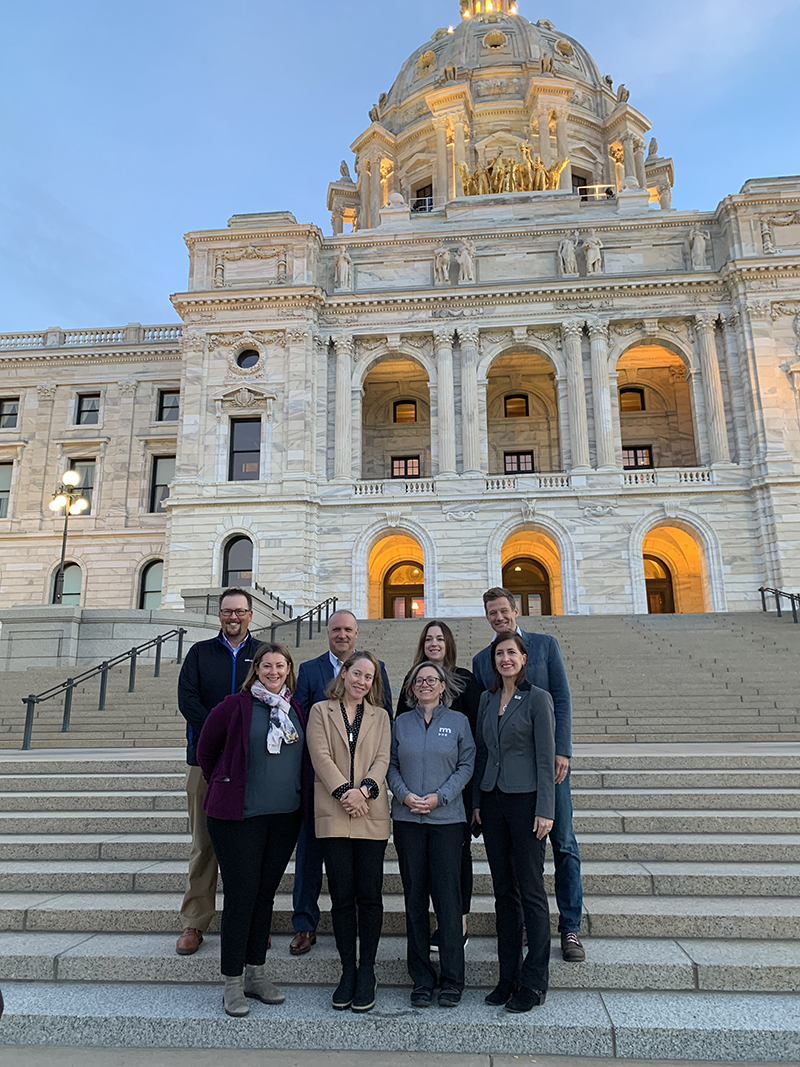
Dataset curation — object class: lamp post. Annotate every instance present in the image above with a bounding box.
[49,469,89,605]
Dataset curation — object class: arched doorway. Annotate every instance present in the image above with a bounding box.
[502,557,552,616]
[367,532,424,618]
[644,555,675,614]
[383,560,425,619]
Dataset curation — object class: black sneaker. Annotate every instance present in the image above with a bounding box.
[561,932,585,962]
[484,980,517,1006]
[438,988,462,1008]
[351,965,377,1013]
[331,967,357,1011]
[410,987,433,1008]
[505,986,546,1013]
[429,928,440,954]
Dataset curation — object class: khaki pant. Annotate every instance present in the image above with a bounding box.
[178,765,218,932]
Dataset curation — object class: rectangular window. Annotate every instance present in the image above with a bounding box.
[504,395,529,418]
[619,387,645,412]
[69,458,95,512]
[504,451,534,473]
[391,456,420,478]
[229,419,261,481]
[622,446,653,469]
[76,393,101,425]
[393,401,416,424]
[0,398,19,429]
[411,183,433,214]
[158,390,180,422]
[0,463,11,518]
[149,455,175,512]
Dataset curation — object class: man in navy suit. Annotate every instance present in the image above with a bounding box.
[289,608,393,955]
[472,587,585,963]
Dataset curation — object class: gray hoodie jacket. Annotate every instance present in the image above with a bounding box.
[387,703,476,825]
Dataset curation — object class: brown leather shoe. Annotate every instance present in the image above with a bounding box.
[176,927,203,955]
[289,930,316,956]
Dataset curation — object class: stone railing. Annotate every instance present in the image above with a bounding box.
[485,474,572,492]
[353,479,436,497]
[622,468,716,487]
[353,481,385,497]
[405,480,435,494]
[0,323,182,352]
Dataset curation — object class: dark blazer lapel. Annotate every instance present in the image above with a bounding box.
[486,689,502,745]
[498,682,529,735]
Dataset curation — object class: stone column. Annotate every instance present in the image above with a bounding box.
[369,153,383,230]
[721,312,750,463]
[739,299,791,462]
[357,160,371,230]
[458,325,482,474]
[633,137,647,191]
[656,180,672,210]
[621,134,636,181]
[588,319,616,470]
[433,116,450,204]
[285,326,315,477]
[554,107,571,189]
[453,114,468,196]
[694,313,731,465]
[536,107,553,167]
[331,206,344,236]
[333,335,354,480]
[562,320,591,471]
[434,328,457,474]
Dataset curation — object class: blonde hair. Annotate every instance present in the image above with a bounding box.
[325,650,385,708]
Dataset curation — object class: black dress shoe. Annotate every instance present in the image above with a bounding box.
[438,988,462,1008]
[505,986,546,1013]
[484,980,517,1006]
[351,965,377,1013]
[410,986,433,1007]
[332,967,357,1010]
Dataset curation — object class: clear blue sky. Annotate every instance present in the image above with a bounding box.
[2,0,798,332]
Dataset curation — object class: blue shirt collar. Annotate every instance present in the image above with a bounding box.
[219,631,249,655]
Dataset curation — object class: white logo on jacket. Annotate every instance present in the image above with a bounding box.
[438,726,451,735]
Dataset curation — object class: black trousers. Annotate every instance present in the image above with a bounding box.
[207,809,301,976]
[394,820,465,993]
[321,837,387,969]
[460,815,474,914]
[480,788,550,992]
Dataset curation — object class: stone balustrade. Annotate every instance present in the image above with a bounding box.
[0,324,182,351]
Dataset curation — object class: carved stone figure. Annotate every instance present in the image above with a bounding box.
[369,104,380,122]
[474,160,490,196]
[456,161,477,197]
[541,51,554,74]
[558,233,579,275]
[457,242,475,284]
[517,143,534,191]
[434,244,452,285]
[532,154,547,191]
[443,62,458,81]
[489,155,506,194]
[616,83,630,104]
[334,247,352,289]
[339,160,354,183]
[647,137,658,159]
[690,228,711,270]
[546,158,569,190]
[761,220,776,254]
[584,230,604,274]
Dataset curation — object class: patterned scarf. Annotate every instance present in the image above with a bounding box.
[251,681,300,753]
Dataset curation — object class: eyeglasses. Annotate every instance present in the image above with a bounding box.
[219,609,251,618]
[413,676,441,688]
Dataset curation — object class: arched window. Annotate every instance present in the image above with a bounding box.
[53,562,82,605]
[139,560,164,610]
[619,386,645,412]
[504,394,529,418]
[393,400,417,423]
[223,536,253,587]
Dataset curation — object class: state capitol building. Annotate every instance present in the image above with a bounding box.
[1,0,799,622]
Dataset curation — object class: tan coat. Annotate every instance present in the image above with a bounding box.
[307,699,391,841]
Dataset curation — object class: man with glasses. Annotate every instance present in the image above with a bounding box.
[175,587,261,956]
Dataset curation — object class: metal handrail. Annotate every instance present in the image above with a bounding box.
[20,627,188,750]
[759,587,800,624]
[203,585,293,619]
[253,597,339,649]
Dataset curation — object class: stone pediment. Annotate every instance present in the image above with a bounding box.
[215,385,276,419]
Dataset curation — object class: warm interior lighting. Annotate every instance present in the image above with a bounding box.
[411,602,420,611]
[510,3,517,11]
[486,1,493,9]
[62,470,80,487]
[514,566,522,571]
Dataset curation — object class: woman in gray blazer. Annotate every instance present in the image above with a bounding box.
[472,631,556,1014]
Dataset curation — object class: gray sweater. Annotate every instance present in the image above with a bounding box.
[387,703,476,825]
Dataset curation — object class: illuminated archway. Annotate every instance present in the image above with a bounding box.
[367,533,425,619]
[641,526,706,613]
[485,350,562,475]
[616,344,698,469]
[500,528,563,615]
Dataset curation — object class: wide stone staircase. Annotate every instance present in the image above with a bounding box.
[1,612,799,1059]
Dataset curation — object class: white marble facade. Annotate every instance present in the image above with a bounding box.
[1,4,799,619]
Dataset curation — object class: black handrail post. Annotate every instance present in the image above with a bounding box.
[61,682,74,733]
[309,610,313,641]
[325,599,331,625]
[22,696,37,750]
[792,596,798,625]
[155,636,163,678]
[128,648,138,693]
[759,587,767,612]
[177,628,186,664]
[270,623,276,642]
[775,591,782,618]
[295,617,301,647]
[317,605,322,633]
[98,663,109,712]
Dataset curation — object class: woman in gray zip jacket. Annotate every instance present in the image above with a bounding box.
[387,660,476,1008]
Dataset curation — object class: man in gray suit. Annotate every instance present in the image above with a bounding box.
[472,587,585,962]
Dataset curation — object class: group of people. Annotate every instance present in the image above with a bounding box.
[176,586,584,1017]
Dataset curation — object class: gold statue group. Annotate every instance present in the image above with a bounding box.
[457,146,568,196]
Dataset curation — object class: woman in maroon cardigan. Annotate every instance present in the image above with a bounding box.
[197,642,311,1017]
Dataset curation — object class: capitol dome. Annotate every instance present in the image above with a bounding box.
[327,0,673,232]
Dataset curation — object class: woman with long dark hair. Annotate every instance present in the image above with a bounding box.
[197,642,310,1017]
[472,631,556,1014]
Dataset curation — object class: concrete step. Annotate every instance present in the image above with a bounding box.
[0,790,186,812]
[0,772,185,793]
[573,788,800,810]
[2,858,798,898]
[3,891,800,940]
[3,931,800,994]
[1,980,798,1061]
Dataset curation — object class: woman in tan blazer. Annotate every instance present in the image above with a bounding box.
[306,649,391,1015]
